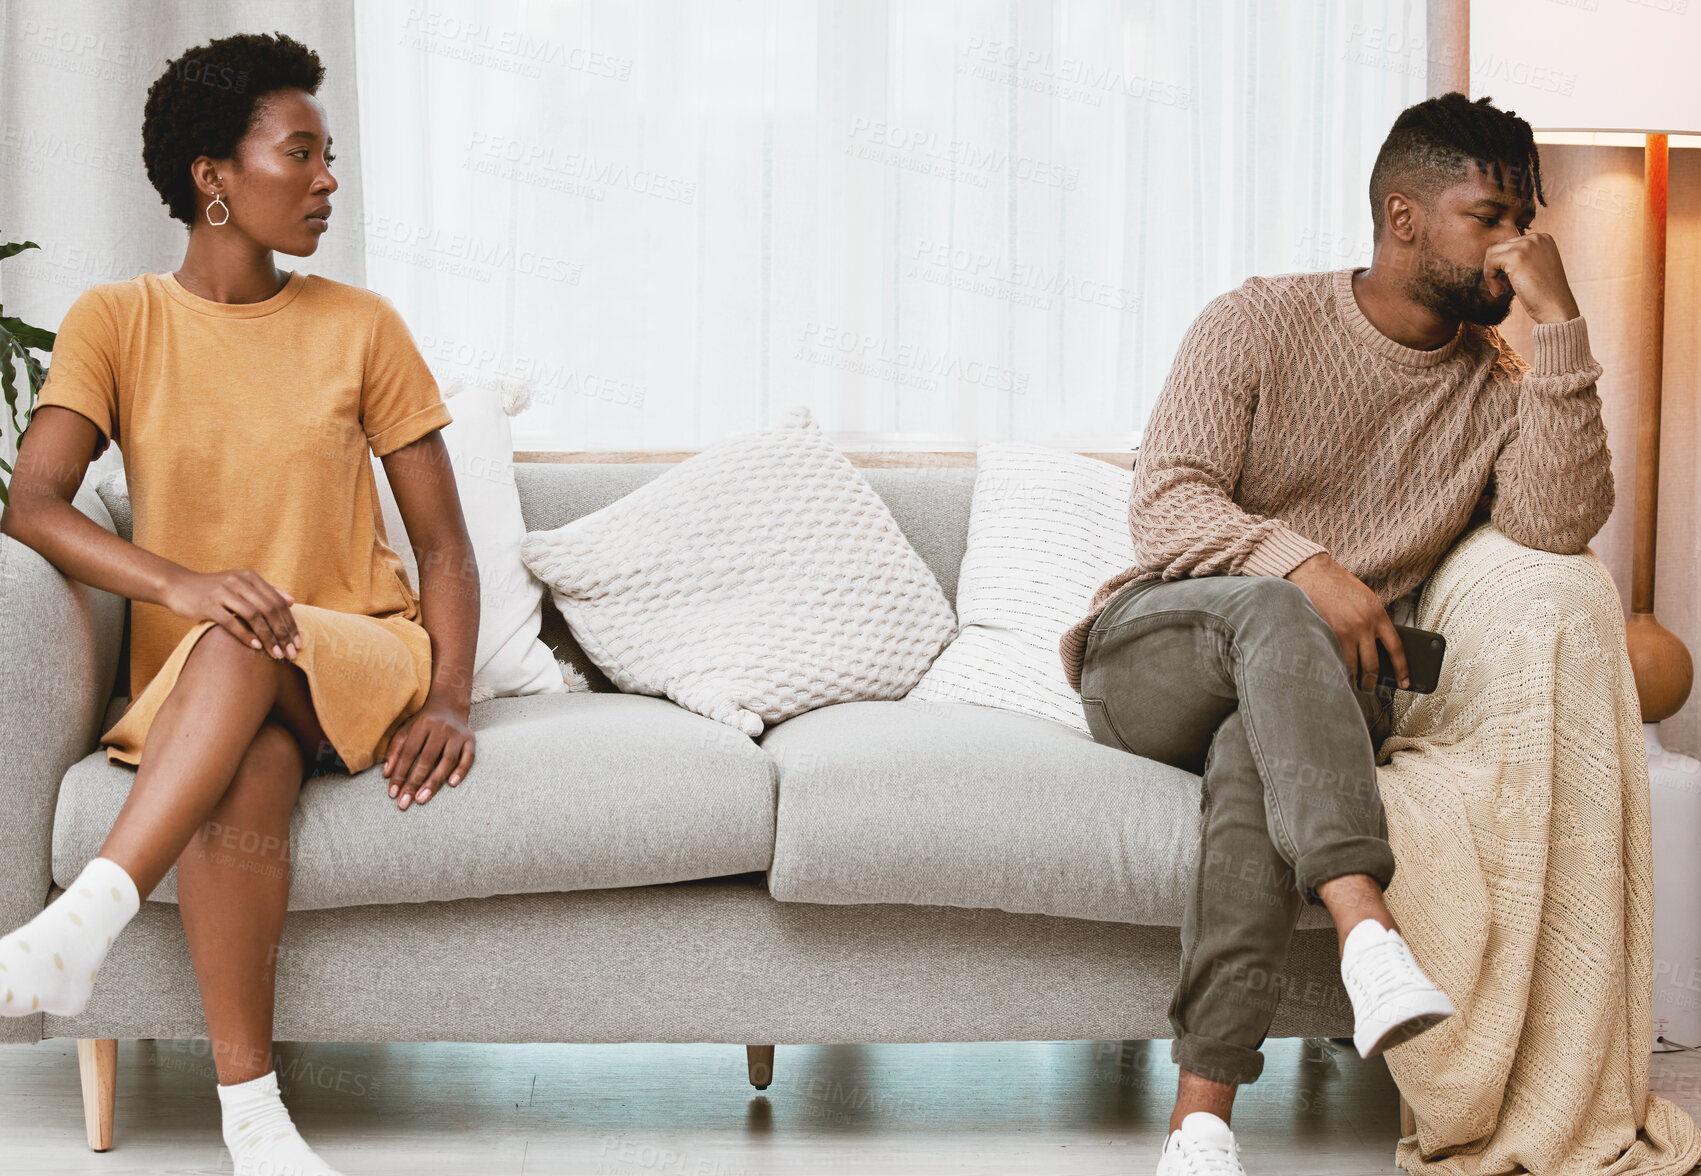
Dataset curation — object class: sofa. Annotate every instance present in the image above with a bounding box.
[3,459,1404,1152]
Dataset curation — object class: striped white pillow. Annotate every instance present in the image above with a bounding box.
[908,443,1135,733]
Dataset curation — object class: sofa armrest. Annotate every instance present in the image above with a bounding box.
[0,479,126,947]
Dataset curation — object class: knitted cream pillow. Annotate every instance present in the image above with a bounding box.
[907,443,1136,733]
[519,406,958,735]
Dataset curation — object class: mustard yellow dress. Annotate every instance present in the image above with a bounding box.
[32,269,452,772]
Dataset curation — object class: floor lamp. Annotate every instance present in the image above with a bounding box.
[1472,2,1700,1045]
[1469,2,1694,1048]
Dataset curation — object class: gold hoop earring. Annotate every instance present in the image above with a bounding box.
[206,192,230,226]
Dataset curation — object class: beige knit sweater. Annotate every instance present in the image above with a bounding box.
[1060,266,1615,693]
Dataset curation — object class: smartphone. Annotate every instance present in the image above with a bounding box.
[1374,623,1446,694]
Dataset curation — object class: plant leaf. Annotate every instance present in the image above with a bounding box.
[1,344,19,431]
[0,316,54,352]
[0,342,26,440]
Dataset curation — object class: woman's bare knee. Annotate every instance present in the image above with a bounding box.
[183,624,283,678]
[174,625,295,711]
[177,635,325,778]
[230,721,306,799]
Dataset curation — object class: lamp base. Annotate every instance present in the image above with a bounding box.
[1627,612,1693,723]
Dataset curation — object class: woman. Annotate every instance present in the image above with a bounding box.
[0,32,479,1176]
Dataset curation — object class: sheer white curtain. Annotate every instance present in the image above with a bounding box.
[3,3,1435,466]
[364,1,1425,452]
[0,2,1429,466]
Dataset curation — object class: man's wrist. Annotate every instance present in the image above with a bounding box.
[1286,551,1329,578]
[1528,301,1581,325]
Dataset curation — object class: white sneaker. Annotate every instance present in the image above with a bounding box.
[1340,918,1455,1058]
[1156,1111,1245,1175]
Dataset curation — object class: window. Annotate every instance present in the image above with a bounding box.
[354,1,1429,452]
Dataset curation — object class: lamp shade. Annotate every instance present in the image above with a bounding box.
[1471,1,1701,135]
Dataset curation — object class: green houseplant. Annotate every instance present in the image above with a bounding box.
[0,238,58,508]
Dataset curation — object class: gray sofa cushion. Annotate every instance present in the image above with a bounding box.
[52,692,778,911]
[764,698,1334,930]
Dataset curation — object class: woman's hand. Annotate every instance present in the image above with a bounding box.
[163,568,299,660]
[382,698,475,810]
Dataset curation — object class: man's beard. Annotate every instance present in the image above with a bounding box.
[1402,232,1516,327]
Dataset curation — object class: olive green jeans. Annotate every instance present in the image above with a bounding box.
[1078,572,1414,1086]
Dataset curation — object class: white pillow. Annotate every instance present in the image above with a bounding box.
[907,442,1136,734]
[519,405,958,736]
[373,380,581,703]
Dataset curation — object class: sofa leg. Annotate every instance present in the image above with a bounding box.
[77,1038,117,1152]
[745,1045,774,1090]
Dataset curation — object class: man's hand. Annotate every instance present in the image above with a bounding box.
[1483,231,1580,325]
[1285,552,1409,692]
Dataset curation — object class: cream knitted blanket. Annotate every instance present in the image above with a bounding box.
[1376,520,1701,1175]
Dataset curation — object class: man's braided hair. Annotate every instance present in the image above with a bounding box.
[1369,91,1545,239]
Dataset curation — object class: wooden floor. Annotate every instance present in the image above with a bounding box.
[3,1037,1701,1174]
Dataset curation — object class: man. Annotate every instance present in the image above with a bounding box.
[1059,91,1614,1175]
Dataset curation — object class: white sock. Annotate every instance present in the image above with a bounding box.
[218,1068,345,1176]
[0,856,140,1017]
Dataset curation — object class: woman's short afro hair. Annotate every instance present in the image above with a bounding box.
[142,32,325,226]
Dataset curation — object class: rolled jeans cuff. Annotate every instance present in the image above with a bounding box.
[1171,1031,1266,1087]
[1295,836,1396,906]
